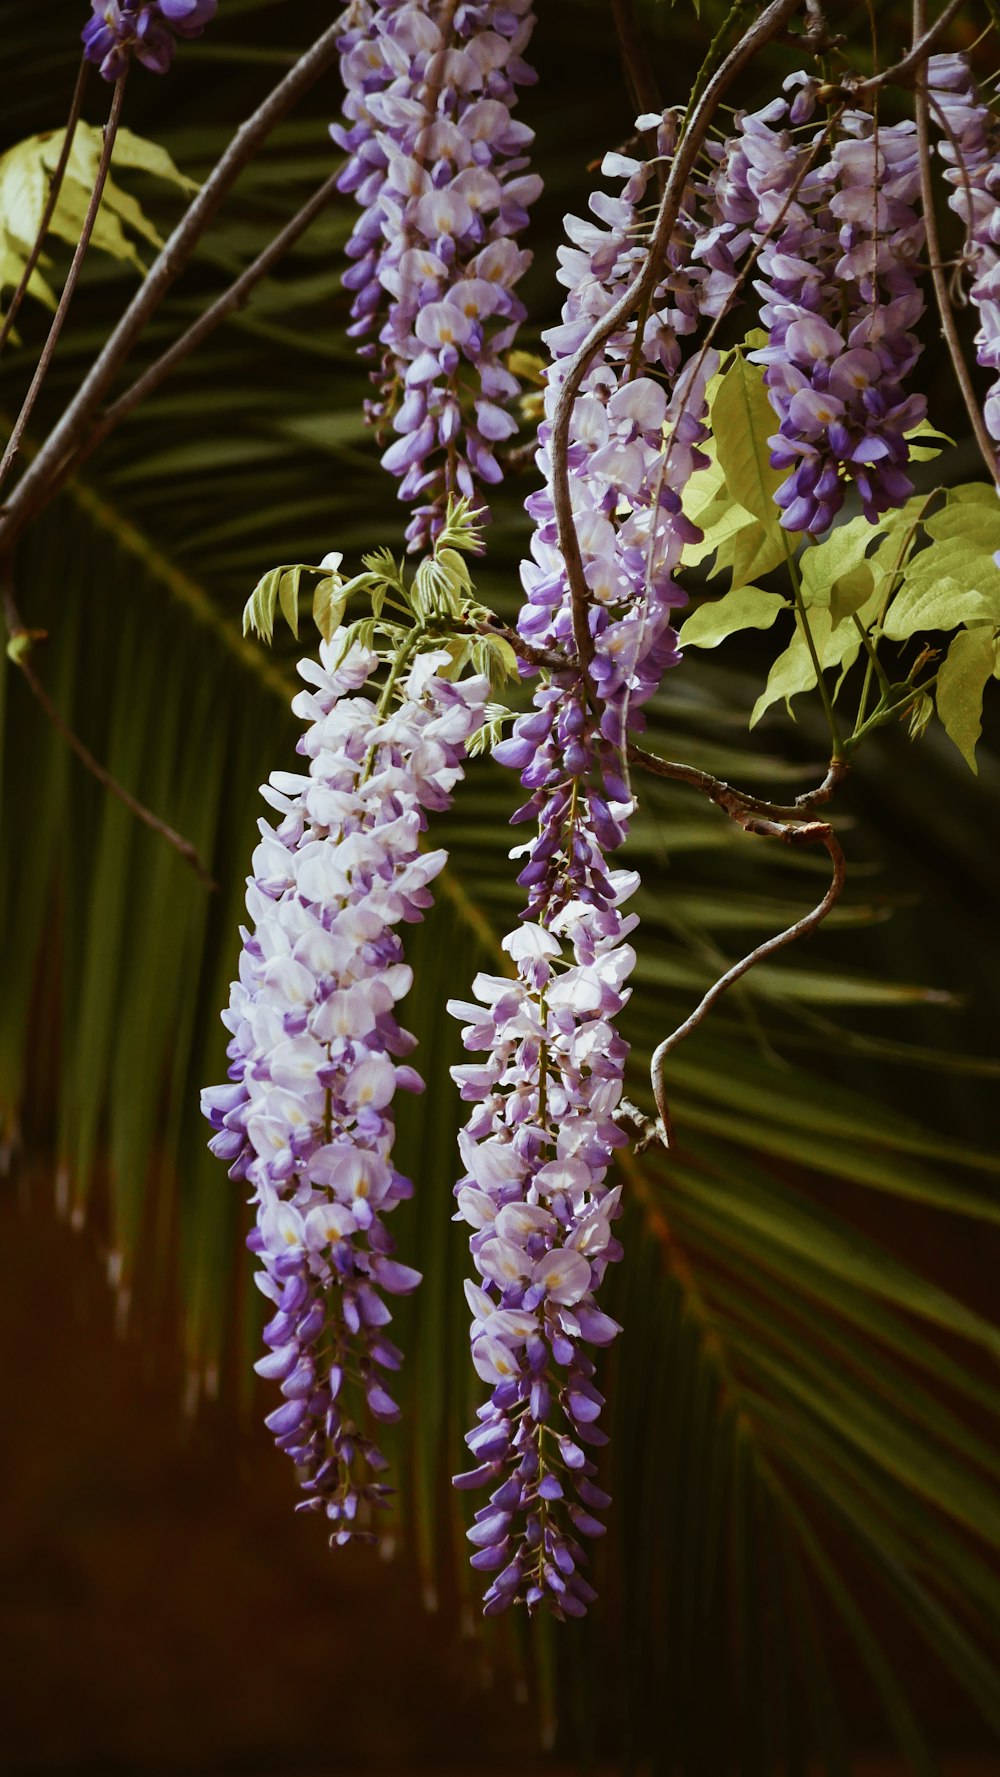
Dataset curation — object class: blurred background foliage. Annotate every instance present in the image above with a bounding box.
[1,1,999,1771]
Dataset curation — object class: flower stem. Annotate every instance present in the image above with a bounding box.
[548,0,803,673]
[784,533,844,759]
[0,56,90,358]
[0,73,127,497]
[850,610,892,697]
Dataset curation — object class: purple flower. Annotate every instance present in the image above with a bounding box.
[714,84,927,533]
[451,111,724,1617]
[202,629,488,1537]
[449,895,633,1618]
[927,54,1000,448]
[332,0,539,547]
[516,109,718,785]
[82,0,216,79]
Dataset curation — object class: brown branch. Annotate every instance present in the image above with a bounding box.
[628,743,848,819]
[0,18,344,547]
[471,619,565,674]
[0,57,90,358]
[548,0,804,675]
[911,0,999,483]
[30,170,343,508]
[854,0,964,94]
[0,74,127,496]
[1,569,216,889]
[648,823,846,1148]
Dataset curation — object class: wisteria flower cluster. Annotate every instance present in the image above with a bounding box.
[712,84,927,534]
[193,4,1000,1632]
[520,109,716,751]
[82,0,216,79]
[449,876,637,1616]
[202,629,488,1536]
[332,0,540,548]
[445,113,725,1617]
[927,53,1000,450]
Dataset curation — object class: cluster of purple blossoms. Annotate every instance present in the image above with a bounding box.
[448,114,725,1617]
[82,0,216,79]
[711,83,927,535]
[521,111,717,760]
[332,0,540,549]
[927,53,1000,450]
[449,874,637,1616]
[202,632,488,1537]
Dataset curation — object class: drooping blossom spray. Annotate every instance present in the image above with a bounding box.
[450,113,720,1617]
[332,0,540,547]
[203,628,488,1538]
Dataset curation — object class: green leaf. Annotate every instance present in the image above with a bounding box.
[750,609,861,728]
[278,566,301,640]
[924,484,1000,549]
[0,121,191,294]
[312,573,346,644]
[829,562,875,626]
[473,632,519,688]
[711,353,798,588]
[885,538,1000,640]
[680,585,787,650]
[107,127,199,192]
[935,625,999,771]
[799,515,881,626]
[905,418,954,462]
[241,565,282,643]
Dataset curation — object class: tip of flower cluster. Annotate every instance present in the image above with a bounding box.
[82,0,216,80]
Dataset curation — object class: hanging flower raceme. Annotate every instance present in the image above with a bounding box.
[449,111,721,1618]
[82,0,216,79]
[332,0,540,549]
[518,110,719,771]
[927,53,1000,451]
[449,860,637,1617]
[202,632,488,1540]
[715,82,927,535]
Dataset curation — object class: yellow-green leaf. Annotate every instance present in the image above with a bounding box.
[750,609,862,728]
[312,574,346,644]
[883,538,998,640]
[680,585,787,650]
[278,567,301,640]
[935,625,999,771]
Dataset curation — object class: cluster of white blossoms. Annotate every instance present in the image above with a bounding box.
[202,631,488,1535]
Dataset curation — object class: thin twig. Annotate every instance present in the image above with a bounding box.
[853,0,964,94]
[0,57,90,358]
[0,18,344,546]
[648,824,846,1147]
[911,0,999,483]
[1,569,216,889]
[471,619,565,674]
[627,743,848,819]
[0,75,127,496]
[33,170,343,505]
[548,0,804,673]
